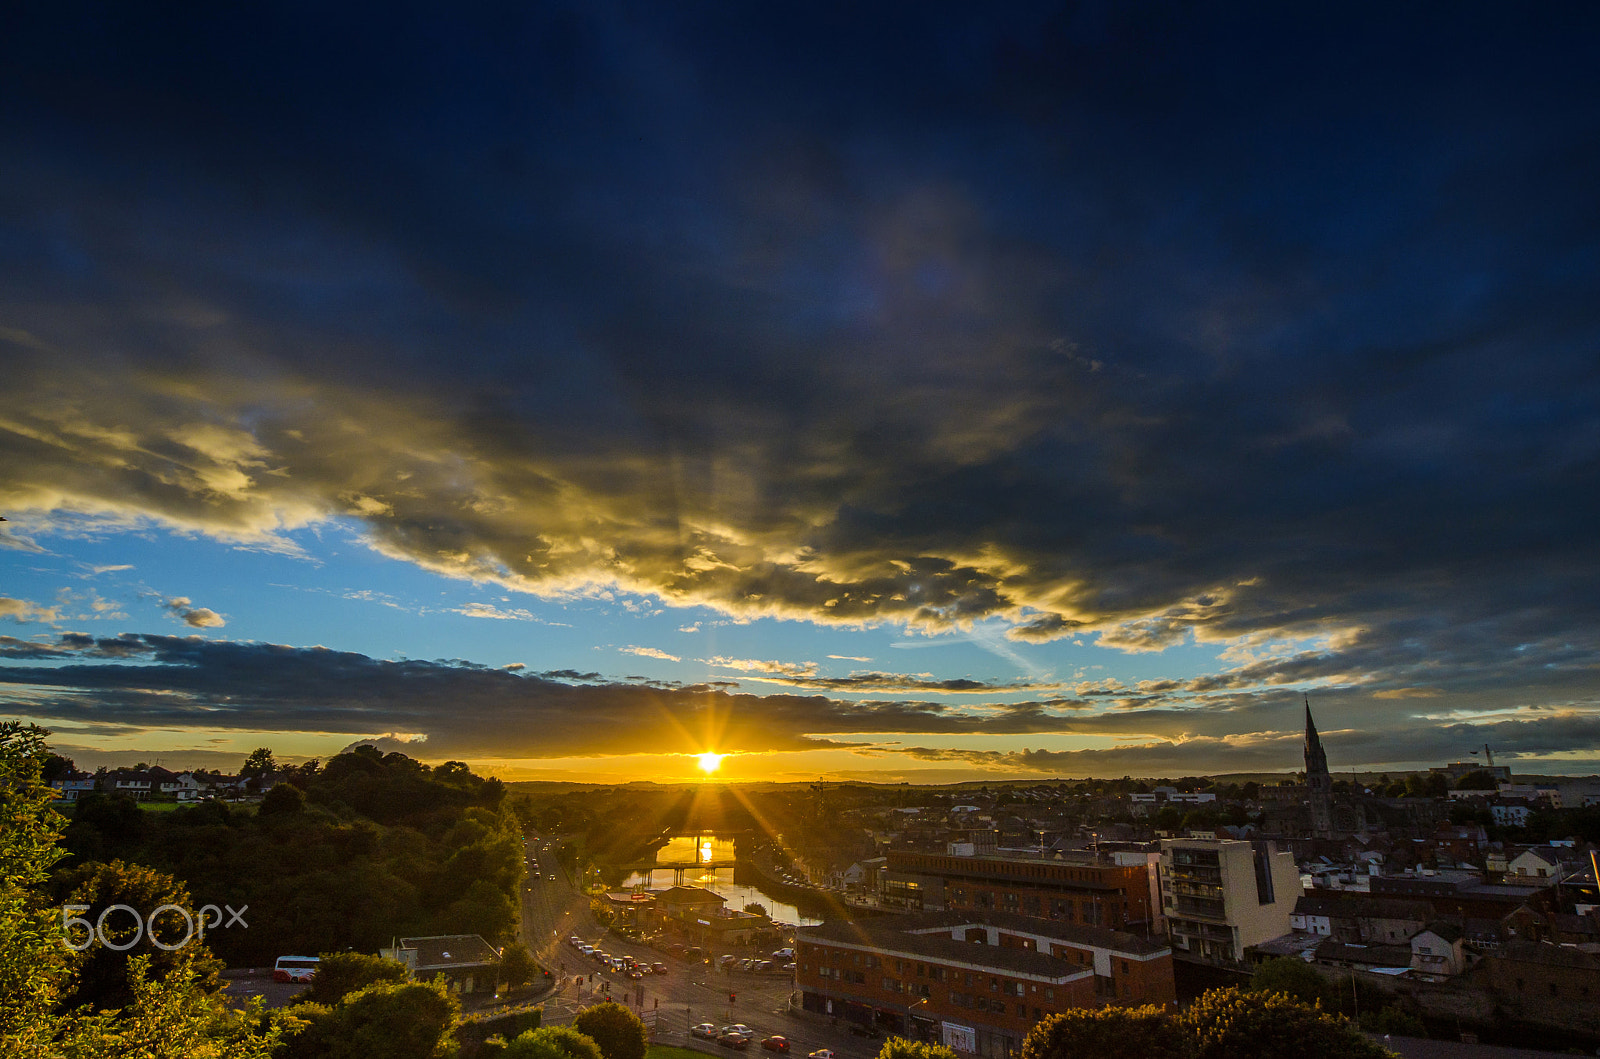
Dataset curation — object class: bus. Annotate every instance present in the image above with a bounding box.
[273,955,320,983]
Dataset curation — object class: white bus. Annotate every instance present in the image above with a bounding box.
[273,955,319,983]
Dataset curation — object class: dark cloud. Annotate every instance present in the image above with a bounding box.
[0,632,1099,758]
[0,2,1599,757]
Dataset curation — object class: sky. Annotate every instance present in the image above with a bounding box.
[3,3,1600,783]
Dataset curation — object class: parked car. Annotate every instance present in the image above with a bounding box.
[726,1025,754,1037]
[692,1023,718,1039]
[718,954,737,968]
[760,1036,790,1052]
[718,1032,750,1050]
[848,1024,880,1039]
[652,962,668,974]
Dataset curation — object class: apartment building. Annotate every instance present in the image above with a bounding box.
[1158,837,1301,964]
[797,911,1173,1059]
[884,848,1155,931]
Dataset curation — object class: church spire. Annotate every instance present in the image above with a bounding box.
[1304,694,1333,838]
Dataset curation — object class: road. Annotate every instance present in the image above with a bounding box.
[520,834,887,1059]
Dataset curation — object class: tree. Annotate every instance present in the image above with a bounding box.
[1021,1005,1187,1059]
[281,979,458,1059]
[1,724,283,1058]
[503,1025,605,1059]
[743,902,769,917]
[54,858,226,1011]
[571,1002,646,1059]
[297,953,409,1006]
[0,721,75,1052]
[1249,957,1337,1010]
[499,942,539,989]
[1455,770,1498,790]
[878,1038,961,1059]
[259,782,306,816]
[42,751,76,784]
[1179,987,1391,1059]
[240,748,277,780]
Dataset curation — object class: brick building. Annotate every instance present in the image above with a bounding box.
[884,849,1155,931]
[796,911,1173,1059]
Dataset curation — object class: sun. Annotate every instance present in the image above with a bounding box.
[697,752,725,775]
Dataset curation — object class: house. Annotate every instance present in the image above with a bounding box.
[1507,848,1560,885]
[1410,922,1468,977]
[1491,802,1532,828]
[50,776,96,802]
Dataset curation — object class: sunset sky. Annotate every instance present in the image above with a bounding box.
[4,4,1600,782]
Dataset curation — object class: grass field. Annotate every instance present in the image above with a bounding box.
[648,1045,717,1059]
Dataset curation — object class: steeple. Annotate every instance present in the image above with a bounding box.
[1304,695,1333,838]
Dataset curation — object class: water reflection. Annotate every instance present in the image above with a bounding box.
[621,866,820,926]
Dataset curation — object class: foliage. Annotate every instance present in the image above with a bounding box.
[52,957,284,1059]
[297,952,409,1006]
[53,858,226,1011]
[241,748,278,781]
[1248,957,1337,1010]
[1454,770,1498,790]
[0,724,284,1059]
[281,979,458,1059]
[56,745,522,964]
[260,782,306,815]
[504,1025,605,1059]
[877,1038,961,1059]
[1179,987,1391,1059]
[590,896,616,927]
[0,721,75,1053]
[500,942,539,989]
[572,1002,647,1059]
[1020,988,1395,1059]
[1360,1007,1426,1037]
[1021,1004,1188,1059]
[742,902,768,917]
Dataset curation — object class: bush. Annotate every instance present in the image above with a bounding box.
[297,952,409,1006]
[1180,987,1391,1059]
[878,1039,961,1059]
[504,1025,605,1059]
[1021,1005,1188,1059]
[572,1002,646,1059]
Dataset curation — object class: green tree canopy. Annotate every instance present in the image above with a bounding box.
[503,1025,605,1059]
[878,1038,961,1059]
[259,781,306,815]
[571,1002,646,1059]
[54,858,225,1012]
[297,952,409,1006]
[1021,1004,1188,1059]
[240,748,278,780]
[1248,957,1337,1010]
[282,980,458,1059]
[1180,987,1391,1059]
[1455,770,1498,790]
[1,724,282,1058]
[499,942,539,989]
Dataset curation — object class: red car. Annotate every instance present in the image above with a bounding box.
[761,1036,790,1052]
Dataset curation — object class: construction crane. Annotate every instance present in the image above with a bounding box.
[1469,744,1495,769]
